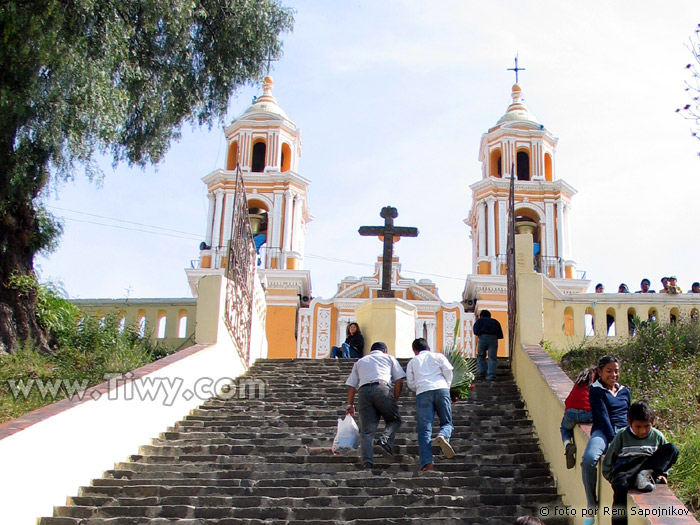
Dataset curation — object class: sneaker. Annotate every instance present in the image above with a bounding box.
[433,435,455,459]
[376,439,395,460]
[565,442,577,469]
[636,469,655,492]
[421,463,435,472]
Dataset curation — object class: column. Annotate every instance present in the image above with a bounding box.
[221,192,234,247]
[204,192,215,247]
[282,190,293,254]
[556,200,566,277]
[270,192,284,268]
[563,202,572,260]
[486,197,496,274]
[426,319,437,353]
[478,201,486,257]
[211,190,224,250]
[498,199,507,256]
[337,318,350,346]
[292,194,303,254]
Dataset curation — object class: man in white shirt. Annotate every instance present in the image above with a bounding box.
[345,341,405,469]
[406,338,455,472]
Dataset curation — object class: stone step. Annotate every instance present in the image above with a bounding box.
[38,358,571,524]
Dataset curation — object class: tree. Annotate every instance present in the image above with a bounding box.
[0,0,294,354]
[677,23,700,152]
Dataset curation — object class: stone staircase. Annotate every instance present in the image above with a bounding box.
[38,358,571,524]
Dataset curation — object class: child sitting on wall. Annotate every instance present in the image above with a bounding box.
[602,400,679,525]
[560,366,595,469]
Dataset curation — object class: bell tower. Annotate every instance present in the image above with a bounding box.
[467,83,578,281]
[186,76,311,357]
[464,82,588,357]
[194,76,310,277]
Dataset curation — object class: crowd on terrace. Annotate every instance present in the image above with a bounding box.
[594,277,700,295]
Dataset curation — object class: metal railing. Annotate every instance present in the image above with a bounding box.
[224,166,256,369]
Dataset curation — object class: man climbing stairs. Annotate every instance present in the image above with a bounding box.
[38,358,571,524]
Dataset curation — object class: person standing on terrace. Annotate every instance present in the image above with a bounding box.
[635,279,655,293]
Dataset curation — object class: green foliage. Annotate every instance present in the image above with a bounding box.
[442,317,477,400]
[557,319,700,518]
[7,273,79,345]
[0,307,175,423]
[443,344,477,401]
[0,0,294,351]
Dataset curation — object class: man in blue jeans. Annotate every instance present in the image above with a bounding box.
[406,338,455,472]
[472,309,504,381]
[345,342,405,469]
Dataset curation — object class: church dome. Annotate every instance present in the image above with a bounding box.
[496,84,541,126]
[241,76,288,119]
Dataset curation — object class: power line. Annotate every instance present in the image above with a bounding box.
[48,205,202,237]
[60,217,202,241]
[49,206,465,282]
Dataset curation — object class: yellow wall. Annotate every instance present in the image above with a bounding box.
[74,299,196,349]
[265,304,298,358]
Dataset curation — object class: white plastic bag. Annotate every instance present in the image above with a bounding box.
[331,415,360,454]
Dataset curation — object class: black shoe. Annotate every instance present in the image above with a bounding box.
[565,442,576,469]
[376,439,395,460]
[363,461,373,470]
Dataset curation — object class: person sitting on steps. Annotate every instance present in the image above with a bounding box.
[330,322,364,359]
[560,366,595,469]
[602,400,679,525]
[580,355,630,525]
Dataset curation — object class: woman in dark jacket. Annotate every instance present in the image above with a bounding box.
[330,322,364,358]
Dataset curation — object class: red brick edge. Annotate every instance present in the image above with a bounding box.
[0,344,211,440]
[521,344,697,525]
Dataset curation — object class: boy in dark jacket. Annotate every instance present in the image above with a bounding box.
[602,400,679,525]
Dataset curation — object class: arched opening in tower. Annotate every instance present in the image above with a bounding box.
[281,143,292,172]
[516,151,530,181]
[252,142,267,172]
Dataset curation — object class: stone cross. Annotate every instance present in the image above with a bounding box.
[358,206,419,298]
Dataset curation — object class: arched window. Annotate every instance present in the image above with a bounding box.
[584,307,594,337]
[648,308,658,323]
[489,149,502,177]
[118,311,126,334]
[281,143,292,172]
[517,151,530,180]
[627,308,636,337]
[564,307,574,336]
[606,308,616,337]
[156,310,167,339]
[670,308,679,324]
[177,310,188,338]
[251,141,266,172]
[544,153,553,181]
[137,310,147,338]
[226,141,239,170]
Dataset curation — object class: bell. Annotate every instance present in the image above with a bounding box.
[514,217,537,236]
[248,208,268,235]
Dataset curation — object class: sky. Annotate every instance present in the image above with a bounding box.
[39,1,700,303]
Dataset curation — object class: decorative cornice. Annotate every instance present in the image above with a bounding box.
[202,168,311,188]
[470,178,577,197]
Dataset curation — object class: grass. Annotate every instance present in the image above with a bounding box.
[0,277,175,424]
[551,319,700,518]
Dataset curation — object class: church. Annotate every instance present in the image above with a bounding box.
[183,73,589,360]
